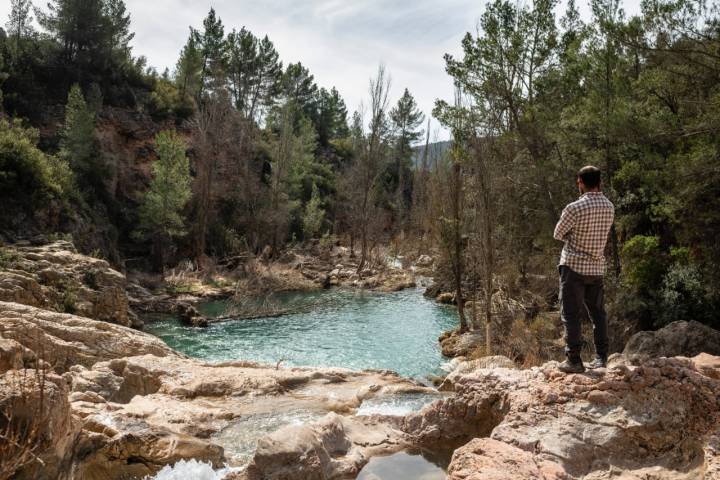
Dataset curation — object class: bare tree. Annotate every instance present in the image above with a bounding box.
[353,65,391,273]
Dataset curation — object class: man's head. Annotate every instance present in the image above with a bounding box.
[576,165,602,193]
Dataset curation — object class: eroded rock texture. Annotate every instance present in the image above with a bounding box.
[0,241,138,327]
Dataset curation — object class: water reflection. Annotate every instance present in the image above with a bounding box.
[357,451,447,480]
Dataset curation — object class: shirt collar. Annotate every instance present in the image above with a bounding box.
[581,191,604,198]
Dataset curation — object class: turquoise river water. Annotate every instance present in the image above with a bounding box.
[145,287,458,479]
[146,287,458,380]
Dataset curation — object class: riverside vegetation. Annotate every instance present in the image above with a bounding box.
[1,0,720,479]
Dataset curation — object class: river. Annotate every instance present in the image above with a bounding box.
[145,286,457,479]
[146,287,458,381]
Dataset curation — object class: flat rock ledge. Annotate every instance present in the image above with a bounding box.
[233,352,720,480]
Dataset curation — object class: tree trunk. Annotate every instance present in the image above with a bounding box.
[452,161,467,332]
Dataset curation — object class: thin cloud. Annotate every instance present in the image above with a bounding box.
[1,0,643,140]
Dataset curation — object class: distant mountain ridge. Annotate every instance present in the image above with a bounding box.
[412,140,452,168]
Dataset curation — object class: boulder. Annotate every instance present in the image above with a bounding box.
[440,329,485,357]
[0,338,25,373]
[177,303,209,328]
[0,302,178,373]
[233,413,408,480]
[440,356,515,391]
[0,241,135,327]
[436,292,455,304]
[1,369,81,480]
[402,355,720,479]
[623,320,720,364]
[415,255,434,267]
[448,438,569,480]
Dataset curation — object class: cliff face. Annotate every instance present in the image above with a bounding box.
[1,105,177,262]
[0,241,139,328]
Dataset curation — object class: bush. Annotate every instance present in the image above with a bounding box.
[0,120,70,212]
[149,78,194,120]
[0,247,19,270]
[620,235,665,294]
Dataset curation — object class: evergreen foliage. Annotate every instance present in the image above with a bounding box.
[135,130,192,267]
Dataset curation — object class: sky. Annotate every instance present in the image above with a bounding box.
[1,0,643,140]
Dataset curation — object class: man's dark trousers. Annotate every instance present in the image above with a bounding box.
[559,265,608,360]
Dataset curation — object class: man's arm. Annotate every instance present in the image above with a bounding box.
[554,205,576,241]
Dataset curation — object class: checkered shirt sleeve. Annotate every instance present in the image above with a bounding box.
[554,192,615,276]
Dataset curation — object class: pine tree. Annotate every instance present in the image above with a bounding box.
[253,35,283,119]
[103,0,134,61]
[135,130,192,270]
[226,27,258,115]
[60,84,100,187]
[6,0,34,58]
[175,29,204,101]
[303,183,325,239]
[281,62,318,125]
[315,87,350,146]
[389,88,424,227]
[197,8,226,100]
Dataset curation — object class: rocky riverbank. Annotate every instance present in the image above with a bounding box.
[0,300,437,480]
[2,240,719,480]
[3,293,719,480]
[0,240,420,329]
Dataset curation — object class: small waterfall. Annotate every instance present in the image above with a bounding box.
[147,460,241,480]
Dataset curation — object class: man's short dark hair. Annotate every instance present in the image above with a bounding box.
[578,165,601,188]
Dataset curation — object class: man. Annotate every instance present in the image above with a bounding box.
[553,166,615,373]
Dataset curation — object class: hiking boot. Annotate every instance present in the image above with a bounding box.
[587,356,607,369]
[558,358,585,374]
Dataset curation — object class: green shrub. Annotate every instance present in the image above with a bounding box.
[0,247,19,270]
[621,235,665,293]
[0,120,71,211]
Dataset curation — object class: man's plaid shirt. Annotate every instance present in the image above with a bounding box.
[554,192,615,276]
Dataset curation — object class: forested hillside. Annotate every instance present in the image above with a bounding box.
[0,0,719,338]
[0,0,424,272]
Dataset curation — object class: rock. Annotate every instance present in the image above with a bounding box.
[0,241,135,327]
[440,329,486,357]
[448,438,569,480]
[1,369,81,480]
[177,303,209,328]
[623,320,720,364]
[0,302,178,372]
[440,356,515,391]
[73,427,225,480]
[376,273,416,293]
[436,292,455,304]
[401,354,720,479]
[234,413,408,480]
[415,255,434,267]
[0,338,25,373]
[60,352,433,477]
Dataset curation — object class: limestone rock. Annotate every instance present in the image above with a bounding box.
[623,320,720,364]
[0,338,25,373]
[177,302,209,327]
[440,356,515,391]
[1,369,81,480]
[448,438,569,480]
[402,355,720,479]
[0,241,135,327]
[0,301,178,372]
[233,413,408,480]
[436,292,455,304]
[415,255,434,267]
[440,329,485,357]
